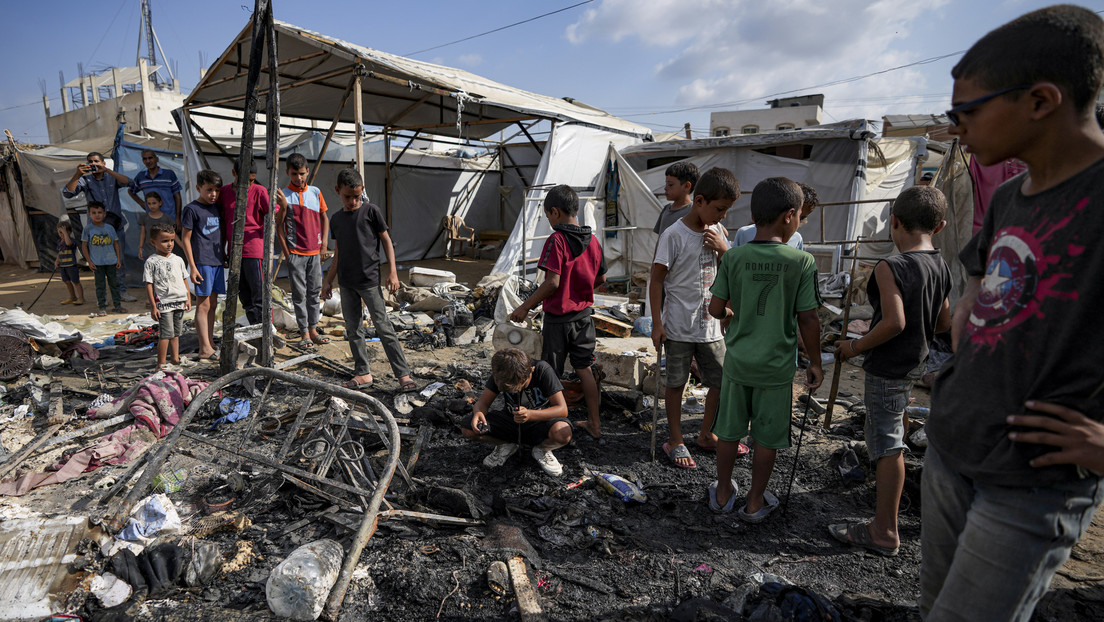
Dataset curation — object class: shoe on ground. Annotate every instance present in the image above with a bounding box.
[60,298,75,305]
[112,306,125,313]
[483,443,518,468]
[737,491,780,524]
[175,357,197,368]
[158,363,180,373]
[531,446,563,476]
[120,292,138,302]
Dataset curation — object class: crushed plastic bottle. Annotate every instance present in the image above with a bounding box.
[266,539,344,620]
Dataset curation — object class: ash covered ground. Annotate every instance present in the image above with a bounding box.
[2,335,1101,622]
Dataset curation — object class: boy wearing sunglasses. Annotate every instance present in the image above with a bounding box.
[921,5,1104,621]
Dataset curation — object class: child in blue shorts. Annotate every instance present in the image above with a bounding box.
[181,169,225,361]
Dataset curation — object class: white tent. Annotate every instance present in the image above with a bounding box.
[494,120,930,280]
[178,17,651,263]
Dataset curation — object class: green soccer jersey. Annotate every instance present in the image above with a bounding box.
[710,242,820,387]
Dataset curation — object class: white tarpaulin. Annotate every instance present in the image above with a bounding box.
[491,124,645,276]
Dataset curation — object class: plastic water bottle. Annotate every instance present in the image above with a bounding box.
[266,539,344,620]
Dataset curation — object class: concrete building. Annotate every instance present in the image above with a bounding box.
[882,113,954,141]
[709,94,824,137]
[43,59,192,144]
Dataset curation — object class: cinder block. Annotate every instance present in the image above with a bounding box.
[594,349,647,390]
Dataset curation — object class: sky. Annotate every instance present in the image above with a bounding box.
[2,0,1101,144]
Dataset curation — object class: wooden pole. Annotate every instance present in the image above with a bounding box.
[220,0,268,374]
[353,64,364,184]
[307,71,357,186]
[823,243,863,428]
[384,131,392,228]
[261,1,280,368]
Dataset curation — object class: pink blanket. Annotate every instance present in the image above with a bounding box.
[0,371,212,496]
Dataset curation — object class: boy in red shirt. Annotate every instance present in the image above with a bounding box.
[219,160,285,325]
[510,185,607,439]
[277,153,331,348]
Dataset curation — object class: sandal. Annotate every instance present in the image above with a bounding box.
[343,377,373,390]
[708,479,738,513]
[311,335,331,345]
[737,491,780,524]
[298,338,316,350]
[664,442,697,469]
[93,309,108,317]
[827,521,899,557]
[400,379,418,393]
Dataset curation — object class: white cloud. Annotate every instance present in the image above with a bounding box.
[457,53,484,67]
[567,0,953,121]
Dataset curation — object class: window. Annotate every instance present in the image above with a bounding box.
[741,125,759,134]
[714,127,730,137]
[776,123,795,131]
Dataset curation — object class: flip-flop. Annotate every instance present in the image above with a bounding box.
[298,339,316,350]
[343,378,373,390]
[737,491,780,524]
[400,380,418,392]
[664,442,698,469]
[311,336,331,345]
[827,521,899,557]
[708,479,738,513]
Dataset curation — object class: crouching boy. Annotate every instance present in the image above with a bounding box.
[462,348,571,477]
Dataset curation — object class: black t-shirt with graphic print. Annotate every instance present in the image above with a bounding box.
[928,157,1104,487]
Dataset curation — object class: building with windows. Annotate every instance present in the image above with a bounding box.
[709,94,823,137]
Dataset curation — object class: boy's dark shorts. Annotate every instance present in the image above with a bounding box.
[462,410,571,446]
[541,315,596,377]
[60,266,80,283]
[158,308,185,339]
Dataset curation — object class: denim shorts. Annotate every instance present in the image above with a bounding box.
[863,371,918,462]
[664,339,724,389]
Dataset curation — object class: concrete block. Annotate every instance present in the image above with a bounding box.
[594,349,647,390]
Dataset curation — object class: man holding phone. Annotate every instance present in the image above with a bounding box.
[64,152,137,301]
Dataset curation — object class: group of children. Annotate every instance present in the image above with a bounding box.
[57,151,415,384]
[464,6,1104,622]
[49,6,1104,619]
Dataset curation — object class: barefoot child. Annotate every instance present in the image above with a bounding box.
[650,167,739,468]
[55,220,84,306]
[509,185,607,439]
[144,224,193,371]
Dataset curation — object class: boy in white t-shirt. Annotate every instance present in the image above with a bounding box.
[649,168,739,468]
[143,223,193,372]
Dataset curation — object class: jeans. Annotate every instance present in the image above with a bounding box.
[920,446,1104,621]
[239,258,264,325]
[340,284,410,379]
[93,265,121,309]
[288,253,322,332]
[863,372,916,462]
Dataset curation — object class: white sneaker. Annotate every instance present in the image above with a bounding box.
[483,443,518,468]
[120,292,138,302]
[175,357,197,368]
[531,446,563,476]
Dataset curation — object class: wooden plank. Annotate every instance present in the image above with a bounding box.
[592,313,632,338]
[508,556,547,622]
